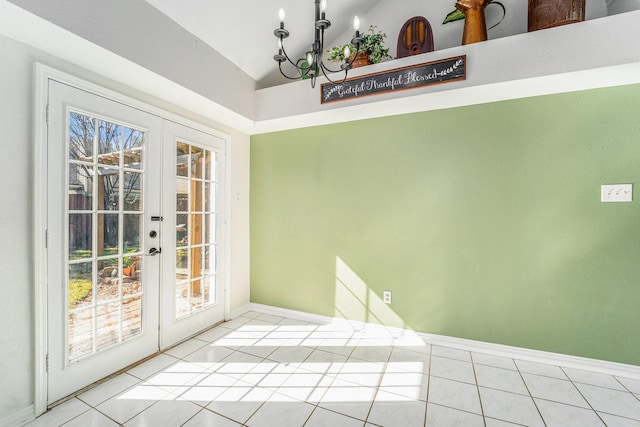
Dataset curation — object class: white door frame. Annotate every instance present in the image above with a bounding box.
[33,63,232,416]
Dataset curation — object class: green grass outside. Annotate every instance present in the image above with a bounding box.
[68,279,92,309]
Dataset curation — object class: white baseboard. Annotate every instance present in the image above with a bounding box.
[248,303,338,325]
[244,303,640,381]
[227,303,252,321]
[0,405,34,427]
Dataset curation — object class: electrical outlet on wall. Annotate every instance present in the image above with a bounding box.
[383,291,392,304]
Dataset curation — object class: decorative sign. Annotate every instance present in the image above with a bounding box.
[321,55,466,104]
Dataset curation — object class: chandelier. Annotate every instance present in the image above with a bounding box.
[273,0,364,88]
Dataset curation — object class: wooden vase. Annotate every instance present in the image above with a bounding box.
[455,0,490,45]
[528,0,585,31]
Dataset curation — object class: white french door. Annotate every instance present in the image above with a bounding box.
[160,121,226,347]
[45,80,226,404]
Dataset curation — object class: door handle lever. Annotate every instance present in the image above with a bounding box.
[146,247,161,256]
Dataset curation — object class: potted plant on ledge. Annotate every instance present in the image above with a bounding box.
[327,25,393,68]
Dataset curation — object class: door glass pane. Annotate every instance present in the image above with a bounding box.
[204,245,215,276]
[98,121,121,166]
[204,275,215,305]
[177,142,189,177]
[123,128,143,170]
[66,111,147,363]
[69,112,95,161]
[68,309,94,360]
[122,297,143,340]
[123,214,142,253]
[205,182,215,213]
[176,214,188,246]
[192,181,203,212]
[176,178,188,212]
[123,258,143,298]
[203,214,213,245]
[98,167,120,211]
[69,164,94,210]
[69,262,93,310]
[96,303,121,350]
[191,146,203,179]
[97,258,120,303]
[191,247,203,279]
[176,251,188,282]
[123,172,142,211]
[174,141,218,319]
[191,214,202,246]
[69,214,92,260]
[98,214,119,256]
[190,279,203,312]
[204,150,212,181]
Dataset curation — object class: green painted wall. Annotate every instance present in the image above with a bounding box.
[250,84,640,366]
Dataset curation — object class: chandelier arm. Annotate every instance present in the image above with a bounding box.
[279,42,313,73]
[343,41,364,68]
[296,58,315,79]
[318,60,349,75]
[318,62,350,85]
[317,39,362,76]
[278,61,309,80]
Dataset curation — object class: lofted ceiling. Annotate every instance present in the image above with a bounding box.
[146,0,383,89]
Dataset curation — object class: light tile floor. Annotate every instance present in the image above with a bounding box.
[26,311,640,426]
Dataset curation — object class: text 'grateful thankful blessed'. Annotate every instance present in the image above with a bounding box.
[321,55,466,103]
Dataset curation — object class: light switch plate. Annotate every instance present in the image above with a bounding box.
[601,184,632,202]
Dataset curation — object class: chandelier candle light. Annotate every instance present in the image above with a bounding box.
[273,0,365,88]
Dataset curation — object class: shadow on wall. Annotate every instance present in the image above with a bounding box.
[335,257,406,330]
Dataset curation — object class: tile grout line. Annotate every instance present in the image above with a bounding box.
[273,320,359,427]
[88,398,126,426]
[182,319,275,426]
[227,320,287,425]
[613,374,640,400]
[241,315,378,425]
[423,345,432,427]
[514,360,548,427]
[53,401,101,427]
[362,339,394,425]
[177,407,206,427]
[301,329,342,421]
[469,353,488,427]
[295,325,388,425]
[87,363,185,426]
[561,365,624,426]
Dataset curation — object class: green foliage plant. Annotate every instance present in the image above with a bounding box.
[326,25,393,64]
[442,1,506,26]
[442,8,466,24]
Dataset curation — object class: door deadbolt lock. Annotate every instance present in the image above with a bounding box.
[149,230,157,238]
